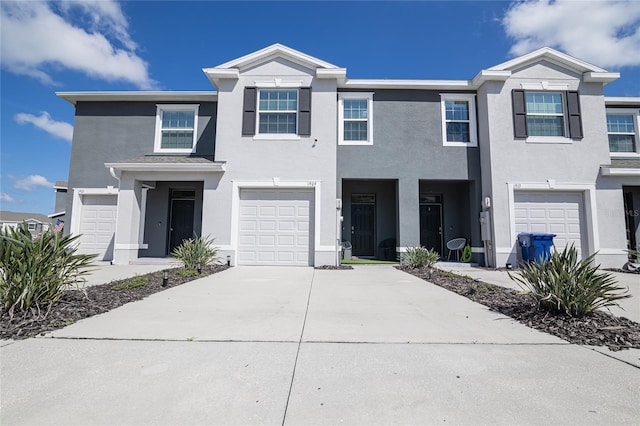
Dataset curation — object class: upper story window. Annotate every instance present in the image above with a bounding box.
[512,89,583,142]
[242,87,311,138]
[440,94,477,147]
[338,93,373,145]
[525,92,565,136]
[258,90,298,134]
[154,104,199,153]
[607,109,639,155]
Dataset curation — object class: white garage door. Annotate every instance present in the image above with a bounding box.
[514,191,585,257]
[78,195,117,261]
[238,189,313,266]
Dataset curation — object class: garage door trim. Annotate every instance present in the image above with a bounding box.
[507,182,598,256]
[230,180,324,265]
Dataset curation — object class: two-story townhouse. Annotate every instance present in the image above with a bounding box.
[56,44,639,268]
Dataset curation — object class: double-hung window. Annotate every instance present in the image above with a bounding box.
[440,94,477,147]
[607,110,639,154]
[512,89,583,141]
[338,93,373,145]
[154,104,199,153]
[258,90,298,134]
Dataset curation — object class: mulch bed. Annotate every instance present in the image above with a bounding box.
[315,265,354,270]
[0,265,229,340]
[398,266,640,351]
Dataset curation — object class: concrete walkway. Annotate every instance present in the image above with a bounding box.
[2,265,639,425]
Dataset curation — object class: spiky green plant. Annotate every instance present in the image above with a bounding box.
[0,224,96,318]
[509,245,631,317]
[402,246,440,269]
[172,234,220,270]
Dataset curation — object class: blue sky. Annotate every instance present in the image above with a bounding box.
[2,0,640,215]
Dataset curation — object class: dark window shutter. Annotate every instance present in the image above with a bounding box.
[512,89,527,139]
[242,87,257,136]
[298,87,311,136]
[566,91,583,139]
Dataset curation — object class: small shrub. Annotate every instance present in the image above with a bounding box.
[177,269,200,278]
[111,275,148,291]
[0,224,96,318]
[402,246,440,268]
[172,234,220,270]
[509,245,631,317]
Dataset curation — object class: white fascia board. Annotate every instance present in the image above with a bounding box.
[211,43,339,71]
[600,166,640,176]
[57,91,217,105]
[584,72,620,85]
[316,68,347,81]
[488,47,609,74]
[53,185,67,190]
[104,162,226,173]
[470,70,511,87]
[340,79,471,90]
[605,97,640,106]
[48,211,65,218]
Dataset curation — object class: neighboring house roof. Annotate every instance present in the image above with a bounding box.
[105,155,226,173]
[0,211,51,223]
[57,91,217,105]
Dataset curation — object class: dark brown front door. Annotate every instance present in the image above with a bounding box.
[351,195,375,256]
[420,203,443,255]
[168,192,195,254]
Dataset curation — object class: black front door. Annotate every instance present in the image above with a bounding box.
[169,199,195,253]
[351,202,375,256]
[420,203,443,255]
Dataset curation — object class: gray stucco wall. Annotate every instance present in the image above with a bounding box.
[337,89,483,253]
[65,101,217,233]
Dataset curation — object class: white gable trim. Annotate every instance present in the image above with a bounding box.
[489,47,609,73]
[211,43,339,71]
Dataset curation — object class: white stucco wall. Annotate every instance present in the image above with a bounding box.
[203,57,339,265]
[478,60,628,268]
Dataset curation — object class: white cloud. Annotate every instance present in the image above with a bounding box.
[13,175,54,192]
[503,0,640,68]
[0,1,157,89]
[0,193,16,203]
[14,112,73,143]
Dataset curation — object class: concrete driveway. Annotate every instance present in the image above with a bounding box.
[2,265,639,425]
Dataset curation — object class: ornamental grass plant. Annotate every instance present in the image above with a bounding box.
[510,245,631,318]
[0,224,95,318]
[172,234,220,270]
[402,246,440,269]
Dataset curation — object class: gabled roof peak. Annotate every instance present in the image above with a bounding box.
[211,43,340,71]
[488,46,609,74]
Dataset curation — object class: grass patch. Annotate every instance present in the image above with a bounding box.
[111,275,148,291]
[341,259,399,265]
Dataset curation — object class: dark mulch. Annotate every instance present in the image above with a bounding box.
[398,266,640,352]
[315,265,354,270]
[0,265,229,340]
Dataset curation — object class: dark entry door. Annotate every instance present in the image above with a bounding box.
[169,199,195,253]
[351,203,375,256]
[420,203,443,255]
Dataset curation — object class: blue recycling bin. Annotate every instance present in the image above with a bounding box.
[517,232,556,263]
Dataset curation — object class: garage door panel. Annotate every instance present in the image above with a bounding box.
[238,189,313,266]
[514,191,585,258]
[239,220,257,231]
[78,195,117,261]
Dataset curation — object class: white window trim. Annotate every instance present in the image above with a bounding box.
[523,91,571,144]
[440,93,477,147]
[153,104,199,154]
[256,89,299,136]
[338,92,374,146]
[606,108,640,158]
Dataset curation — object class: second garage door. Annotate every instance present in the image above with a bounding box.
[514,191,586,257]
[78,194,117,261]
[238,189,314,266]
